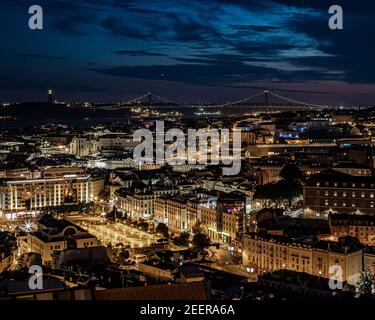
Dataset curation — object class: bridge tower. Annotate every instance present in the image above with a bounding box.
[147,91,152,105]
[264,90,269,106]
[264,90,270,113]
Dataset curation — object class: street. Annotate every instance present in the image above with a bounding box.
[207,245,250,278]
[67,215,157,248]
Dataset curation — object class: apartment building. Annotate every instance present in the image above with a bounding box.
[329,213,375,245]
[242,233,363,286]
[216,192,246,244]
[0,167,104,218]
[303,169,375,217]
[154,195,188,234]
[197,192,245,244]
[115,187,178,221]
[186,197,217,234]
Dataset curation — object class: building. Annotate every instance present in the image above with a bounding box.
[118,192,155,220]
[329,213,375,245]
[69,134,137,157]
[303,169,375,217]
[0,232,17,273]
[115,187,178,221]
[154,195,188,234]
[0,167,103,218]
[196,192,245,244]
[216,192,246,244]
[332,114,353,125]
[69,136,98,157]
[26,214,98,264]
[186,197,216,234]
[242,233,363,286]
[200,207,218,239]
[1,281,211,300]
[363,249,375,275]
[0,166,41,180]
[333,163,372,177]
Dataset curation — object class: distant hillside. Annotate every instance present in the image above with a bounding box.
[0,102,129,119]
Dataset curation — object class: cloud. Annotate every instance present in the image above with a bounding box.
[89,57,338,88]
[3,0,375,103]
[16,53,66,60]
[114,50,167,56]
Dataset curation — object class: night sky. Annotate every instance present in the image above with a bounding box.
[1,0,375,105]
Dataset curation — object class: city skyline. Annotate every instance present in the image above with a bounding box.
[2,0,375,105]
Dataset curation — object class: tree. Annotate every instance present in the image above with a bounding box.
[173,231,190,246]
[279,180,303,207]
[192,233,211,251]
[253,179,302,208]
[138,221,149,231]
[279,164,303,182]
[118,249,130,261]
[155,223,169,238]
[357,270,375,296]
[113,246,130,264]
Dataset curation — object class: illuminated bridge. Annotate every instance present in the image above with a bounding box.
[94,90,332,111]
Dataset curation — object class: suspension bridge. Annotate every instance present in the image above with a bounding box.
[95,89,330,110]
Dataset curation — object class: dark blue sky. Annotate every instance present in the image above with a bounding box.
[1,0,375,105]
